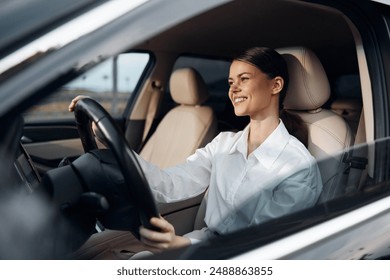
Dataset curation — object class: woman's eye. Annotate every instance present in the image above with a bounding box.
[241,77,249,82]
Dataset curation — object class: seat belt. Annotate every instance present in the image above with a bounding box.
[142,80,163,143]
[344,109,368,193]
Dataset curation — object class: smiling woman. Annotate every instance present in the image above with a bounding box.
[229,47,308,149]
[64,46,323,258]
[92,46,323,254]
[1,0,390,263]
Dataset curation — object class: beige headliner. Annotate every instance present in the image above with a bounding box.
[135,0,358,77]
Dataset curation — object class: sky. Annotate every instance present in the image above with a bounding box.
[64,53,150,93]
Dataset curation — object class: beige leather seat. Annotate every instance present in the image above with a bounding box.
[331,98,362,136]
[140,67,218,168]
[329,75,363,136]
[278,47,354,203]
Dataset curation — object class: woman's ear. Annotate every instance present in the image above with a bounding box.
[272,77,284,95]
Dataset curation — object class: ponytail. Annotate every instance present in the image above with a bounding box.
[280,109,308,148]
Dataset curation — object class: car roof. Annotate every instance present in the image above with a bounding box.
[0,0,109,58]
[135,0,358,77]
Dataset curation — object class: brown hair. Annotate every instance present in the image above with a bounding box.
[235,47,308,147]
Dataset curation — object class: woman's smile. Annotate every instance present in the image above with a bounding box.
[233,96,248,104]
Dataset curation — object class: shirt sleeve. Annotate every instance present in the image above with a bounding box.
[183,227,217,244]
[251,161,323,225]
[134,133,223,203]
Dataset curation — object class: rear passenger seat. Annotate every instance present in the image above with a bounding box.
[329,74,367,193]
[329,75,362,137]
[331,98,362,136]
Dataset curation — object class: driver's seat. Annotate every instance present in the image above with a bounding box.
[139,67,218,168]
[278,47,353,203]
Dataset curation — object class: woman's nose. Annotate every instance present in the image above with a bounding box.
[231,85,240,94]
[230,82,239,91]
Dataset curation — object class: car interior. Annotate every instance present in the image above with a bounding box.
[12,0,386,259]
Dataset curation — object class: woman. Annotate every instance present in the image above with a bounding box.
[69,47,323,252]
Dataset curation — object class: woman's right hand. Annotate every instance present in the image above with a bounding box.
[139,216,191,251]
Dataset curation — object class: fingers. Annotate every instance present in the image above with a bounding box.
[68,95,89,112]
[139,217,175,250]
[150,216,174,233]
[139,228,171,250]
[140,217,174,240]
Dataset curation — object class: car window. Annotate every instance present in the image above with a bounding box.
[173,136,390,260]
[23,52,151,121]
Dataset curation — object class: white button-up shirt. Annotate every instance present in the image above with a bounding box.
[136,121,322,240]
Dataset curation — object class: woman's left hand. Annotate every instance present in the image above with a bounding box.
[68,95,90,112]
[139,216,190,251]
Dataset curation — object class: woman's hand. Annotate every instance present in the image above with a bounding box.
[139,216,191,251]
[68,95,90,112]
[68,95,107,146]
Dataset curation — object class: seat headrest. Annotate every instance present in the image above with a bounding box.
[277,47,330,111]
[169,68,209,106]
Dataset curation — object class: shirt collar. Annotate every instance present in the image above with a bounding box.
[228,125,250,155]
[228,120,291,169]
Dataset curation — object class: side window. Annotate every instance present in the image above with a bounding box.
[170,56,248,131]
[24,52,151,121]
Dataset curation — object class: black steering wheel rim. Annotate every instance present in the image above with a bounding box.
[74,98,159,229]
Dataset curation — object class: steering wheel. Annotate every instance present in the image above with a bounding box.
[74,97,159,231]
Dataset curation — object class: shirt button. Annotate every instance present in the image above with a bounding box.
[223,216,233,226]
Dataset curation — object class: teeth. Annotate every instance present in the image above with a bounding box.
[234,97,247,103]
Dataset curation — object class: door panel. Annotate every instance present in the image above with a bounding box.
[24,138,83,173]
[22,120,121,174]
[22,124,79,143]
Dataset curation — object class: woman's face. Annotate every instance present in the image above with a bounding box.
[228,60,282,119]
